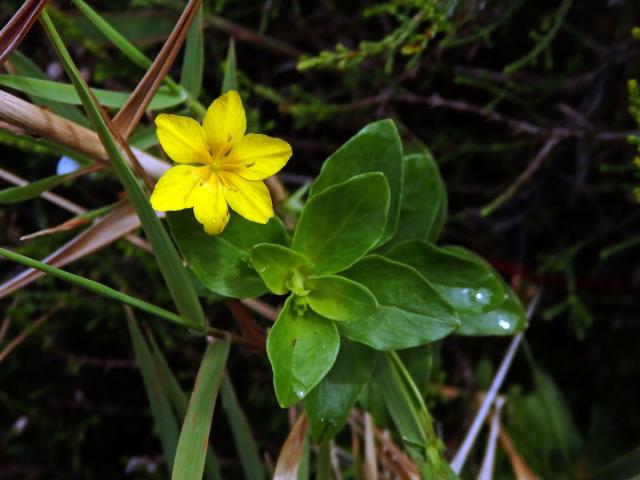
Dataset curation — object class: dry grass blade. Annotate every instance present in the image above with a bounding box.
[273,412,308,480]
[0,89,169,178]
[112,0,202,139]
[0,202,143,299]
[499,428,541,480]
[225,299,266,353]
[0,309,52,365]
[349,410,419,480]
[0,0,48,64]
[0,166,84,215]
[364,412,378,480]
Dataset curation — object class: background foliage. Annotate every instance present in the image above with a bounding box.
[1,0,639,478]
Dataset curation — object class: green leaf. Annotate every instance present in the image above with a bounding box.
[443,246,527,336]
[70,0,205,117]
[173,339,230,480]
[127,315,180,472]
[309,119,403,244]
[9,50,88,126]
[220,376,266,480]
[0,247,194,328]
[387,240,508,315]
[267,296,340,407]
[0,74,186,109]
[373,352,451,478]
[390,152,447,246]
[169,211,288,298]
[0,171,77,204]
[292,173,390,275]
[41,10,205,328]
[305,338,375,443]
[148,335,223,480]
[306,275,378,322]
[339,255,460,350]
[180,5,204,99]
[251,243,311,295]
[221,38,238,94]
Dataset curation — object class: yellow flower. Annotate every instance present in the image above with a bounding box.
[150,90,292,235]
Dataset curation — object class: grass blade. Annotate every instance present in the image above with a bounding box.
[0,0,47,64]
[147,333,223,480]
[69,0,205,118]
[9,50,87,125]
[40,9,205,329]
[0,246,191,327]
[221,38,237,94]
[0,74,186,109]
[220,374,266,480]
[127,312,181,472]
[0,165,96,204]
[273,413,308,480]
[0,202,143,299]
[112,0,202,138]
[180,5,204,100]
[172,339,230,480]
[0,90,170,179]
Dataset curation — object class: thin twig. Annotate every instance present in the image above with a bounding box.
[481,138,562,216]
[396,92,636,142]
[450,290,542,474]
[0,310,51,365]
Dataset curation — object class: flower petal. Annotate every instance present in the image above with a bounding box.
[156,114,210,165]
[150,165,204,211]
[193,173,230,235]
[220,171,274,224]
[225,133,292,180]
[202,90,246,150]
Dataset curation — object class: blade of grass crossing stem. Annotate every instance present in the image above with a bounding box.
[378,353,454,478]
[70,0,205,117]
[172,339,230,480]
[0,247,190,327]
[220,375,266,480]
[40,9,205,330]
[127,313,181,472]
[221,39,237,94]
[0,167,93,204]
[9,50,88,126]
[180,5,204,99]
[148,333,223,480]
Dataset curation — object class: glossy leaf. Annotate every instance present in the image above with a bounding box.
[41,10,205,328]
[339,255,460,350]
[172,339,229,480]
[309,119,403,244]
[0,247,194,328]
[390,152,447,246]
[305,338,376,443]
[169,211,288,298]
[387,240,508,315]
[251,243,311,295]
[0,74,186,109]
[267,297,340,407]
[306,275,378,322]
[292,173,390,275]
[444,246,527,336]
